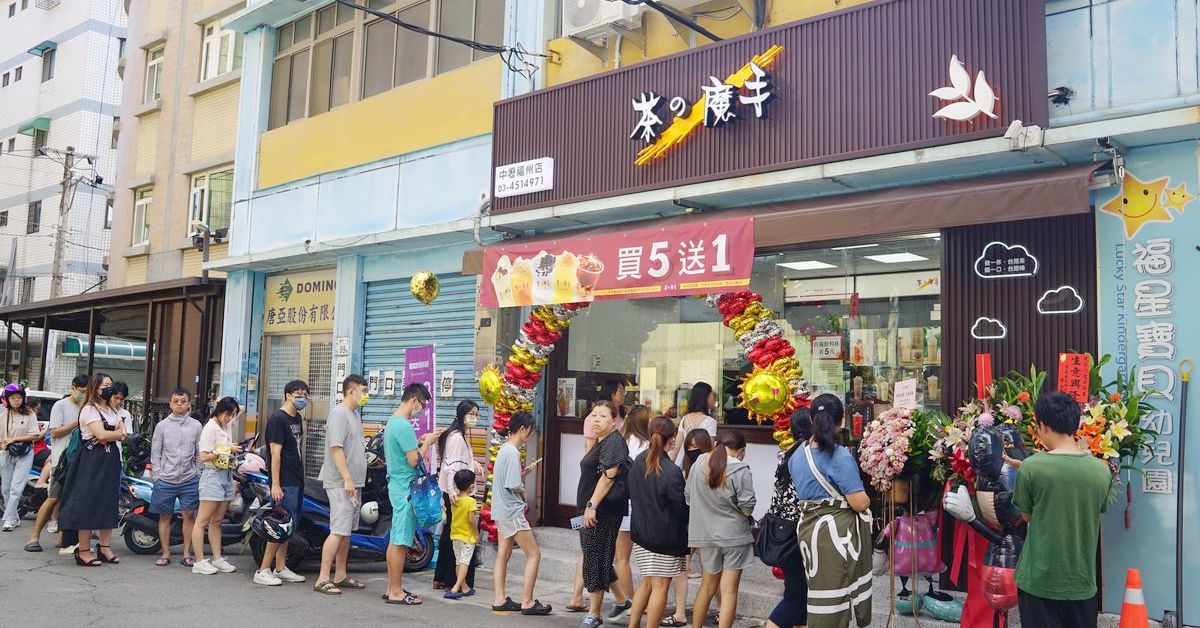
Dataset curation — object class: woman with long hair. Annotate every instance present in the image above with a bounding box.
[575,400,630,628]
[58,373,125,566]
[627,416,687,628]
[613,405,651,615]
[765,407,815,628]
[1,384,42,531]
[686,430,755,628]
[432,400,485,592]
[669,382,717,465]
[661,427,716,626]
[788,394,872,627]
[190,397,243,575]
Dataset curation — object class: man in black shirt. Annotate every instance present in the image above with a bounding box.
[253,379,310,587]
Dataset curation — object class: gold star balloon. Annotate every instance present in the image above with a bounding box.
[1099,173,1172,238]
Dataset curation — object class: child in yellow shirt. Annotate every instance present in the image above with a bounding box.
[445,469,478,599]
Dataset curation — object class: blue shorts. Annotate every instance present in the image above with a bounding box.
[150,477,200,515]
[278,485,302,520]
[198,468,234,502]
[388,487,416,547]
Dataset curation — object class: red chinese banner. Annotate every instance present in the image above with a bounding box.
[480,217,754,308]
[1058,352,1091,403]
[975,353,993,400]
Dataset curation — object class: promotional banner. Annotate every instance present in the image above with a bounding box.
[403,346,436,438]
[1096,141,1200,622]
[480,217,754,308]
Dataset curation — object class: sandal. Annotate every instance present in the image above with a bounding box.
[661,617,688,627]
[444,591,464,600]
[520,600,553,616]
[565,604,588,613]
[180,557,195,567]
[314,580,342,595]
[155,557,170,567]
[96,545,120,564]
[73,548,101,567]
[384,592,422,605]
[333,576,366,589]
[492,597,522,612]
[23,542,42,553]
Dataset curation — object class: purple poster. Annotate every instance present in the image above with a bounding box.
[404,345,436,438]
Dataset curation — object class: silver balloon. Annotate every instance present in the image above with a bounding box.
[739,332,768,351]
[705,294,723,309]
[754,318,783,338]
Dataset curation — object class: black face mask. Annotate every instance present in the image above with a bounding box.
[686,449,703,463]
[99,387,115,401]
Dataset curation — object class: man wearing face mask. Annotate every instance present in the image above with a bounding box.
[24,374,91,553]
[254,379,310,586]
[150,387,203,567]
[314,374,370,596]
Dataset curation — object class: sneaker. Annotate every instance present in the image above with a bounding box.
[211,557,237,573]
[579,614,604,628]
[1,522,12,532]
[254,569,283,586]
[46,521,58,534]
[274,567,305,583]
[607,600,632,621]
[58,544,78,556]
[192,559,219,575]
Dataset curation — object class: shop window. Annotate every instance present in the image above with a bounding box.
[144,46,164,103]
[132,188,152,246]
[189,168,233,234]
[560,234,944,430]
[40,47,54,82]
[26,200,40,234]
[200,20,243,81]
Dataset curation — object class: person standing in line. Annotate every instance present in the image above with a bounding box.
[432,400,486,591]
[610,404,651,621]
[57,373,125,566]
[628,416,688,628]
[662,427,716,627]
[108,383,134,465]
[25,374,89,553]
[314,375,370,596]
[444,468,479,599]
[383,383,437,605]
[254,379,309,586]
[687,430,755,628]
[576,400,630,628]
[189,397,243,575]
[669,383,718,465]
[788,394,871,627]
[1010,392,1111,627]
[765,408,812,628]
[1,384,42,531]
[149,387,202,567]
[584,380,627,452]
[491,411,552,616]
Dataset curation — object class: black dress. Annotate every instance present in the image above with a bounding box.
[577,431,629,592]
[58,405,122,531]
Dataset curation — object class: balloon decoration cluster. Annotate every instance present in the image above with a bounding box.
[410,271,440,305]
[476,301,590,541]
[707,291,809,450]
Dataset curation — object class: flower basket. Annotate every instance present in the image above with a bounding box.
[859,407,938,492]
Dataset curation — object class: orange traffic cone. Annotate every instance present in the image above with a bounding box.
[1119,568,1149,628]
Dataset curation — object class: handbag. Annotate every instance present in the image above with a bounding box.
[4,412,32,456]
[408,452,444,529]
[755,451,799,567]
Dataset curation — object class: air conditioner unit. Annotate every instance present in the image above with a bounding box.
[563,0,644,42]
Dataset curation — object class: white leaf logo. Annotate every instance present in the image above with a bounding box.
[929,55,999,122]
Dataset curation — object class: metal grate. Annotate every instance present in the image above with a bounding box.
[307,341,332,400]
[35,0,60,9]
[304,421,326,478]
[265,337,301,397]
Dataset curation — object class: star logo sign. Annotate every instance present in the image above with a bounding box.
[1099,173,1175,238]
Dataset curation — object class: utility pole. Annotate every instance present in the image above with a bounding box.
[49,145,76,299]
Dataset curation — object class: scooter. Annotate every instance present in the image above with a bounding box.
[121,437,260,554]
[245,429,436,573]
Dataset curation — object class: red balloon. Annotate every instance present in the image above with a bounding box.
[771,566,785,580]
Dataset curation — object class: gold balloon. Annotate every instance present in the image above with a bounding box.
[410,271,440,305]
[739,369,792,420]
[478,365,504,405]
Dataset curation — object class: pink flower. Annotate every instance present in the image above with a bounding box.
[977,412,995,427]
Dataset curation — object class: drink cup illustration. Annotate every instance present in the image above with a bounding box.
[509,257,534,306]
[491,255,516,307]
[531,251,556,304]
[553,252,580,302]
[576,254,604,301]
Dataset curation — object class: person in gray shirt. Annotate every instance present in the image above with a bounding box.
[490,412,551,616]
[149,388,202,566]
[314,375,369,596]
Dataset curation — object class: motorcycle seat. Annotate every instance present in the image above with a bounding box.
[303,477,329,505]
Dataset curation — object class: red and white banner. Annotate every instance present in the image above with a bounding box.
[480,217,754,308]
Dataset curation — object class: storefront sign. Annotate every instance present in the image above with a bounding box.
[439,371,454,398]
[1056,353,1090,402]
[383,370,396,397]
[811,335,843,360]
[1096,141,1200,619]
[263,268,337,333]
[404,346,436,438]
[974,241,1039,279]
[480,217,754,308]
[491,0,1048,214]
[368,370,380,395]
[494,157,554,198]
[893,379,918,410]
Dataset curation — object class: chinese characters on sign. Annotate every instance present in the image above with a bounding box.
[811,335,843,360]
[973,241,1040,278]
[480,217,754,308]
[263,269,337,334]
[1057,353,1090,402]
[1127,236,1178,494]
[494,157,554,198]
[404,346,436,438]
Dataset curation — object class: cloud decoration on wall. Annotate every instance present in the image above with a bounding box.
[971,316,1008,340]
[974,241,1040,278]
[1037,285,1085,315]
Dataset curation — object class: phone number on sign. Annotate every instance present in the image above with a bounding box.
[496,175,548,196]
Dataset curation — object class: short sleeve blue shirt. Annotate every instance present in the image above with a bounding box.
[384,416,420,494]
[788,445,865,500]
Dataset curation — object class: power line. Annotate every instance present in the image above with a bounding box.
[621,0,724,42]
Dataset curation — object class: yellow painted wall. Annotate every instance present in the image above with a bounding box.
[182,243,229,278]
[134,111,159,178]
[190,82,240,162]
[125,255,148,285]
[256,56,502,189]
[547,0,875,86]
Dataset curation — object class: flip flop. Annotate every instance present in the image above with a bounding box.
[565,604,588,613]
[155,557,170,567]
[180,557,195,567]
[23,542,42,553]
[384,592,422,605]
[660,617,688,627]
[464,588,476,597]
[444,591,464,600]
[333,576,366,589]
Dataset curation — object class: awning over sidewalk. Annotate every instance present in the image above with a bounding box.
[462,162,1101,274]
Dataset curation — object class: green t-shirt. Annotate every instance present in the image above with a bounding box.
[384,416,420,495]
[1012,451,1112,600]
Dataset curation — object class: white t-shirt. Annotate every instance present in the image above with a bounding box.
[674,413,718,465]
[197,418,233,469]
[627,434,650,461]
[48,397,80,466]
[116,408,133,456]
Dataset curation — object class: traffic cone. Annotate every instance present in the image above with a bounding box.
[1119,568,1149,628]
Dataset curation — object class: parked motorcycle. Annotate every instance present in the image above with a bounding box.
[245,429,436,573]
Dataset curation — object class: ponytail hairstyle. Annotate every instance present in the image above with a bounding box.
[809,393,844,453]
[706,429,747,489]
[622,404,651,443]
[789,406,813,448]
[644,415,677,477]
[686,381,713,416]
[682,428,713,477]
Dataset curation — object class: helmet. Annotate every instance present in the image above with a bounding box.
[360,501,379,525]
[2,383,24,399]
[238,452,266,475]
[250,508,294,543]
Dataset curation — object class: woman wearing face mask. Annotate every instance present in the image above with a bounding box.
[107,382,134,465]
[58,373,125,566]
[669,382,717,466]
[190,397,244,575]
[432,400,486,592]
[575,401,630,628]
[686,430,755,628]
[661,428,715,627]
[1,384,42,531]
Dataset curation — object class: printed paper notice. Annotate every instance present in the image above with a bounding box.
[893,378,918,410]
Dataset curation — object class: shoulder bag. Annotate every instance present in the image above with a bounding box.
[755,451,799,567]
[408,452,444,528]
[4,411,32,457]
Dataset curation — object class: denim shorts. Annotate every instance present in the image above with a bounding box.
[150,477,200,515]
[198,468,234,502]
[278,484,302,520]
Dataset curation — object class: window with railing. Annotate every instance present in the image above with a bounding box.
[200,20,243,81]
[189,168,233,235]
